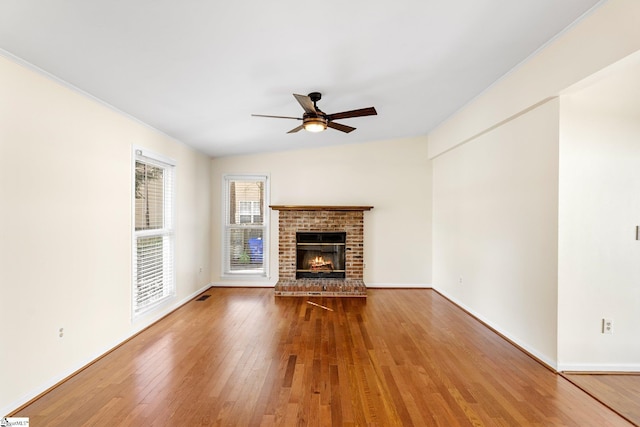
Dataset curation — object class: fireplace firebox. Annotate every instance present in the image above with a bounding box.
[296,232,346,279]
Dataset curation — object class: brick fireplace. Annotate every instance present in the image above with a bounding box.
[270,205,372,297]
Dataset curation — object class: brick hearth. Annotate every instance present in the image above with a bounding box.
[270,206,372,297]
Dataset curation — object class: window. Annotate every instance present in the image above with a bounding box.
[224,175,269,276]
[133,148,175,316]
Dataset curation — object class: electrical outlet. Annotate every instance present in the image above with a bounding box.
[458,276,463,285]
[59,327,64,338]
[602,318,613,334]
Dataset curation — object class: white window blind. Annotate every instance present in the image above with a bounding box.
[133,149,175,316]
[223,175,268,276]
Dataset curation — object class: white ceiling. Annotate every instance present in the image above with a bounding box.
[0,0,604,157]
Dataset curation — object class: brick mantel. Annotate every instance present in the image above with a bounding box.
[271,205,373,297]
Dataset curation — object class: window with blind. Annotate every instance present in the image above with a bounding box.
[223,175,269,276]
[133,149,175,316]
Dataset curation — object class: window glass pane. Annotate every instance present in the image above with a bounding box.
[135,235,166,310]
[135,161,164,231]
[228,181,264,225]
[228,228,264,272]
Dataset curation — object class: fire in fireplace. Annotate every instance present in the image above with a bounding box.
[296,232,346,279]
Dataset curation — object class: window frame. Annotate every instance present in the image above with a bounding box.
[132,147,176,318]
[222,174,269,278]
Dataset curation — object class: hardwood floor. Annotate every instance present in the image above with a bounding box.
[563,373,640,426]
[14,288,631,426]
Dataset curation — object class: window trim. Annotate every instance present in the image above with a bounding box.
[132,146,177,318]
[222,174,270,278]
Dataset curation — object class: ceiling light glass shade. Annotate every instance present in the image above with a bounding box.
[303,118,327,133]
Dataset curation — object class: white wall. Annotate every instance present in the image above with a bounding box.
[0,55,212,415]
[210,136,432,288]
[432,99,560,365]
[558,51,640,371]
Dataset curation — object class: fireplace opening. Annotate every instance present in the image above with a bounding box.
[296,232,346,279]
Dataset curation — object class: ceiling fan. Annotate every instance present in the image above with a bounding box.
[252,92,377,134]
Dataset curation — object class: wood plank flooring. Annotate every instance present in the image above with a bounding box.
[14,288,632,426]
[563,373,640,426]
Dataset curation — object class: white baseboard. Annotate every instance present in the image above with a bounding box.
[211,279,431,289]
[211,281,431,289]
[434,287,558,371]
[212,280,275,288]
[365,283,432,289]
[2,283,212,417]
[558,363,640,373]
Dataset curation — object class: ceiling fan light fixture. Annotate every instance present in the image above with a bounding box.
[303,117,327,133]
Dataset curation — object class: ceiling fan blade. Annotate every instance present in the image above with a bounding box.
[327,107,377,121]
[287,124,305,134]
[252,114,301,120]
[293,94,317,114]
[327,121,356,133]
